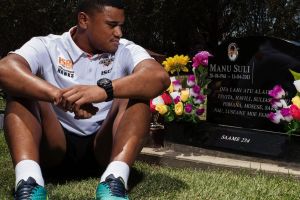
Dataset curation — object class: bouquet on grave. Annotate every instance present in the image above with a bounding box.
[267,70,300,136]
[150,51,213,123]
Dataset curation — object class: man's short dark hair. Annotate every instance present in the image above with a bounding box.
[77,0,125,14]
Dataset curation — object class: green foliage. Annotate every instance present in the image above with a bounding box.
[0,0,78,57]
[289,69,300,81]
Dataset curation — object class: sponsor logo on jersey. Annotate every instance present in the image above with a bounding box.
[58,57,75,78]
[59,57,73,69]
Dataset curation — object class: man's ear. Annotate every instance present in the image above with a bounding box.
[78,12,89,29]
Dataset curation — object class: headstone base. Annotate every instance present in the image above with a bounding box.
[164,122,289,158]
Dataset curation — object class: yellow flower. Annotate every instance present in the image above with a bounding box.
[174,102,183,115]
[155,104,168,115]
[180,89,190,102]
[167,82,174,93]
[162,54,190,74]
[292,96,300,108]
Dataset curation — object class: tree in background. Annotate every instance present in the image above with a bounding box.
[0,0,77,57]
[124,0,300,56]
[0,0,299,57]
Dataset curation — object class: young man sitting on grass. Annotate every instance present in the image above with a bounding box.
[0,0,170,199]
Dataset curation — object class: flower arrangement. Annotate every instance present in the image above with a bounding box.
[267,70,300,135]
[150,51,213,123]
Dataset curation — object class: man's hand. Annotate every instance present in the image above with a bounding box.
[59,85,107,119]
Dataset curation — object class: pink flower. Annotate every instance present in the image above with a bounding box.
[192,51,213,68]
[187,75,196,87]
[267,112,283,124]
[185,104,193,113]
[172,80,182,91]
[173,96,180,104]
[191,85,201,97]
[196,108,205,116]
[280,107,293,122]
[194,94,206,104]
[270,99,287,109]
[268,85,285,99]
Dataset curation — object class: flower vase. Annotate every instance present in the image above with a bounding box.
[147,113,165,147]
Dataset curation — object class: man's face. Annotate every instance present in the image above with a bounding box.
[86,6,125,53]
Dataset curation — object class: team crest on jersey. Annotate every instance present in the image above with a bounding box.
[99,54,115,66]
[99,54,114,75]
[57,57,75,78]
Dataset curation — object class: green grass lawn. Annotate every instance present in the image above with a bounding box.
[1,132,300,200]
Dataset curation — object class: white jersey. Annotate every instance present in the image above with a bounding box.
[13,27,152,136]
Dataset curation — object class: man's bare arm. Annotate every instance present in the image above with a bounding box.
[0,54,62,104]
[112,59,170,99]
[62,59,170,107]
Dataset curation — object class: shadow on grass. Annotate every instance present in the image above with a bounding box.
[43,165,103,185]
[41,165,187,200]
[129,167,188,199]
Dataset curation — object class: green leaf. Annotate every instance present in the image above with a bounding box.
[289,69,300,80]
[164,112,175,122]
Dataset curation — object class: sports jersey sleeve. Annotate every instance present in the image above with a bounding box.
[123,42,153,73]
[12,37,48,74]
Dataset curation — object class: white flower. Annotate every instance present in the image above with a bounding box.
[152,96,165,105]
[294,80,300,92]
[170,91,180,99]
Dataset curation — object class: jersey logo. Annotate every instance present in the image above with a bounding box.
[99,54,114,75]
[58,57,75,78]
[59,57,73,69]
[99,54,115,66]
[101,68,113,75]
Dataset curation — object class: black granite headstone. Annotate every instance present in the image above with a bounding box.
[165,36,300,157]
[205,36,300,156]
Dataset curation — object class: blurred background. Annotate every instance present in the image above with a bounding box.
[0,0,299,58]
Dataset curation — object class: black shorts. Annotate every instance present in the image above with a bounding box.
[43,127,103,178]
[63,127,97,164]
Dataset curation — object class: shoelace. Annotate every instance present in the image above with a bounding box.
[15,180,39,199]
[105,178,127,198]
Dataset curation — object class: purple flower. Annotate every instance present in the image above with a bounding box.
[185,104,193,113]
[192,51,213,68]
[172,80,182,91]
[267,111,283,124]
[268,85,285,99]
[194,94,206,104]
[280,107,293,122]
[196,108,205,116]
[174,96,180,104]
[187,75,196,87]
[270,99,288,109]
[190,85,201,97]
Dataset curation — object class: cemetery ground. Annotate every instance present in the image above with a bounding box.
[1,132,300,199]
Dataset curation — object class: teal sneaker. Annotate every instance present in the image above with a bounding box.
[96,174,129,200]
[14,177,48,200]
